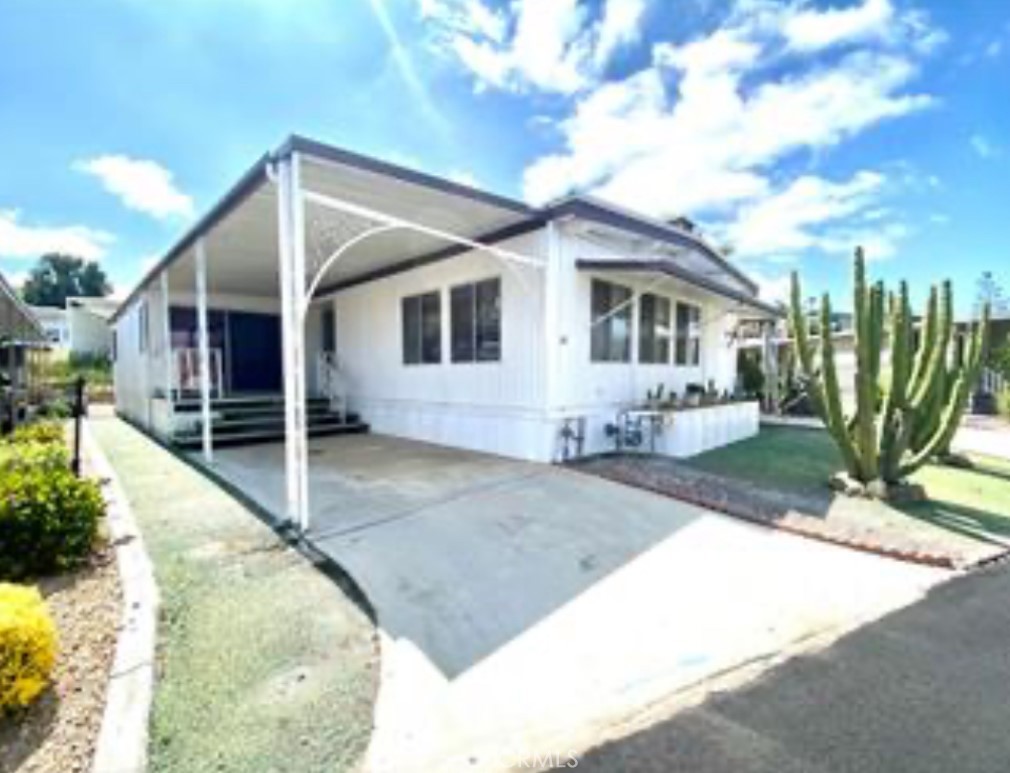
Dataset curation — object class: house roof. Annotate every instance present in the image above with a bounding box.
[111,134,768,322]
[0,271,45,342]
[67,296,120,319]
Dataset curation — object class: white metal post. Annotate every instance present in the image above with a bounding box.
[195,238,213,463]
[160,271,174,422]
[276,154,310,532]
[544,221,563,419]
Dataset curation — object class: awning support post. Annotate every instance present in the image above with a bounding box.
[276,153,311,532]
[195,238,213,464]
[160,271,174,418]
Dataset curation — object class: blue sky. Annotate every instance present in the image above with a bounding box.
[0,0,1007,316]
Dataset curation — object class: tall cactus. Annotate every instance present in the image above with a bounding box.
[789,248,989,493]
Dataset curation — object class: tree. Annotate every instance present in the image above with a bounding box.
[21,254,111,307]
[788,247,989,498]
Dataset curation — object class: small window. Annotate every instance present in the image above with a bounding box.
[402,291,441,365]
[451,277,501,363]
[675,302,701,366]
[590,279,632,362]
[138,301,149,353]
[112,330,118,362]
[639,293,672,364]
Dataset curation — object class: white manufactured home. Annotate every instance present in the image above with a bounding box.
[111,135,779,529]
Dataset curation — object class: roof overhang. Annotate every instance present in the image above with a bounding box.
[576,258,784,318]
[0,271,45,342]
[112,135,541,322]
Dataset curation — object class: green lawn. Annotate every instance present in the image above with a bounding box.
[686,426,1010,546]
[91,418,378,773]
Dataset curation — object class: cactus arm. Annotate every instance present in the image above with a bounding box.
[879,282,912,481]
[910,281,953,412]
[853,249,879,481]
[909,286,937,392]
[900,305,990,477]
[819,293,863,479]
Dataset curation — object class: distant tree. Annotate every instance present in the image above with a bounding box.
[21,254,111,307]
[975,271,1008,319]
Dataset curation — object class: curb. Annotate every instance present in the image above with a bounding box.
[85,420,160,773]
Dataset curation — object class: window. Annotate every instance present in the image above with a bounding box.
[675,302,701,366]
[402,291,441,365]
[590,279,632,362]
[638,293,672,364]
[451,277,501,363]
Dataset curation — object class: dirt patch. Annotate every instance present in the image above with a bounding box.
[0,543,122,773]
[572,454,1006,569]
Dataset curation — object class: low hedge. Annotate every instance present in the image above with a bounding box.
[0,467,104,581]
[0,440,70,474]
[5,421,66,446]
[0,583,58,712]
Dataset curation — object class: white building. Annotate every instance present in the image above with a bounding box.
[28,305,69,348]
[66,296,117,357]
[110,135,780,530]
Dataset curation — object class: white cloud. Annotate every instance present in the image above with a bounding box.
[721,171,888,258]
[750,270,792,304]
[74,155,194,219]
[0,209,114,260]
[986,39,1003,58]
[518,0,938,264]
[421,0,648,94]
[782,0,893,52]
[594,0,648,67]
[970,134,999,158]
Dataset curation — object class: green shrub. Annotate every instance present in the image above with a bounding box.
[0,467,104,581]
[0,441,70,474]
[36,399,72,420]
[0,583,58,712]
[5,422,65,446]
[997,388,1010,421]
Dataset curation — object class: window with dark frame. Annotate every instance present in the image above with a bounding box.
[402,290,442,365]
[638,293,672,364]
[451,277,501,363]
[590,279,632,362]
[675,301,701,366]
[321,305,336,354]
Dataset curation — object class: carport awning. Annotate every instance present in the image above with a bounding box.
[576,258,783,318]
[115,135,545,310]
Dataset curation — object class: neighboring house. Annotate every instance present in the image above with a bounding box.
[110,135,779,526]
[66,296,117,357]
[29,304,70,348]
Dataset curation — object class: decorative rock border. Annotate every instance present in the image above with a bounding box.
[84,420,160,773]
[570,462,961,570]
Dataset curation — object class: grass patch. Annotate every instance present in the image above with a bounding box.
[90,418,377,773]
[685,426,1010,546]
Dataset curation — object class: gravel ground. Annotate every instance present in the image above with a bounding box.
[0,542,122,773]
[572,454,1005,568]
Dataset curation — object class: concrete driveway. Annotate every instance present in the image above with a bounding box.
[203,434,947,772]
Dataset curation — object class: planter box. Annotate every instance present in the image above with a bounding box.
[656,400,759,458]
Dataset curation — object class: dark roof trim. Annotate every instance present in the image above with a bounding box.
[0,271,45,339]
[284,135,537,218]
[110,153,272,323]
[313,217,546,299]
[576,258,783,317]
[550,197,759,295]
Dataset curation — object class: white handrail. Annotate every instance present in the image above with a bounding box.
[173,347,223,396]
[316,351,346,416]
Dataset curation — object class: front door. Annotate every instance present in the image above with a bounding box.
[228,311,282,393]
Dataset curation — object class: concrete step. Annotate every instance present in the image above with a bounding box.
[173,420,369,449]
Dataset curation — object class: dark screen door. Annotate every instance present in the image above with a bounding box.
[227,311,282,392]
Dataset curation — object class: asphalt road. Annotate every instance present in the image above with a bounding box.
[580,561,1010,773]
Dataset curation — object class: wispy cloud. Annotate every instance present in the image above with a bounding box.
[0,209,114,260]
[74,155,194,220]
[421,0,649,94]
[971,133,999,158]
[366,0,449,136]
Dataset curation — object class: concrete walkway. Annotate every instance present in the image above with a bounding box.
[202,434,948,772]
[580,562,1010,773]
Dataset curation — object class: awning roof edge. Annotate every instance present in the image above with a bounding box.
[576,258,784,318]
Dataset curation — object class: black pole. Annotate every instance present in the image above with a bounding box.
[72,376,85,477]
